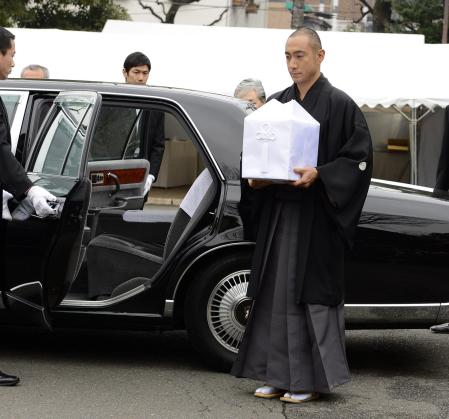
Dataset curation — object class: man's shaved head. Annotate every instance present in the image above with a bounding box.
[289,27,322,52]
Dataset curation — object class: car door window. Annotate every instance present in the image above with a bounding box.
[89,105,138,161]
[31,95,94,178]
[1,93,21,124]
[0,91,29,154]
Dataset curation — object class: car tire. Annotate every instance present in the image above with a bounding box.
[184,253,252,371]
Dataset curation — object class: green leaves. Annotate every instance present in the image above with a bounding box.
[392,0,444,43]
[0,0,129,31]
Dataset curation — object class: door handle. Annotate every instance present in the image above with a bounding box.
[107,172,120,196]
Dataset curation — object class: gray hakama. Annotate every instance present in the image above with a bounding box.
[231,200,350,393]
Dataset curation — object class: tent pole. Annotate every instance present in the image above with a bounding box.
[410,107,418,184]
[392,105,433,186]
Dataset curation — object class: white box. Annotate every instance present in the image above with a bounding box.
[242,99,320,181]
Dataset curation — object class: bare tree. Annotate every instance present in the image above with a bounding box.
[138,0,228,25]
[354,0,372,24]
[355,0,393,33]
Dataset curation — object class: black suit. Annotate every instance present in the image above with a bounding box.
[139,110,165,180]
[91,107,165,181]
[0,97,32,199]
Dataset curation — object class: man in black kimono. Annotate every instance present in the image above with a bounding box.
[232,28,373,403]
[1,26,57,386]
[430,105,449,333]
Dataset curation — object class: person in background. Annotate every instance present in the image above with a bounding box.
[234,79,266,241]
[234,78,266,109]
[1,26,57,386]
[122,52,165,196]
[20,64,49,79]
[231,28,373,404]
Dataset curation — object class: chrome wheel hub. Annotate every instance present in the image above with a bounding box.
[207,270,251,353]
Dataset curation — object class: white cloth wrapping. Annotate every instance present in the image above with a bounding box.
[2,191,13,220]
[242,99,320,181]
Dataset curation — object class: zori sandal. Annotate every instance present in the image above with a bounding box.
[254,386,285,399]
[280,392,319,403]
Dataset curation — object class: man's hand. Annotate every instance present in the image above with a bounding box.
[248,179,273,189]
[144,174,155,196]
[290,167,319,188]
[27,186,57,217]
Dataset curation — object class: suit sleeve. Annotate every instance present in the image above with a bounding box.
[0,99,32,199]
[147,111,165,180]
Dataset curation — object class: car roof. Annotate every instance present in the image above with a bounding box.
[0,79,248,182]
[0,78,242,105]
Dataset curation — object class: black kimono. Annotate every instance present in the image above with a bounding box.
[435,106,449,193]
[232,75,373,393]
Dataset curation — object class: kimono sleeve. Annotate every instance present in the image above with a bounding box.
[316,99,373,245]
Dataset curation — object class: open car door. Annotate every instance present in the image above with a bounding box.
[0,91,102,328]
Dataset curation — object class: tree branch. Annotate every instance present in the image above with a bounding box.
[358,0,373,14]
[206,8,228,26]
[354,6,370,24]
[353,0,373,24]
[138,0,165,23]
[155,0,167,17]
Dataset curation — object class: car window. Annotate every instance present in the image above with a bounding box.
[90,105,140,161]
[88,101,213,202]
[0,91,30,155]
[171,96,246,181]
[32,97,93,177]
[0,93,21,125]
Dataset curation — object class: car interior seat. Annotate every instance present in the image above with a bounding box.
[86,169,216,299]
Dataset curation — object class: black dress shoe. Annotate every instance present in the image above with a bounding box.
[0,371,20,386]
[430,323,449,333]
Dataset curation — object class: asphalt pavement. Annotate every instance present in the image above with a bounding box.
[0,328,448,419]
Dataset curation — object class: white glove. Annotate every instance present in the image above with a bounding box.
[27,186,57,217]
[144,175,155,196]
[2,191,13,221]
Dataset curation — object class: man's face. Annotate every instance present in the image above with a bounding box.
[123,65,150,85]
[0,39,15,80]
[237,89,265,109]
[285,35,324,86]
[22,68,46,79]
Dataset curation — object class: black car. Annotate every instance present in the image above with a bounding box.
[1,80,449,369]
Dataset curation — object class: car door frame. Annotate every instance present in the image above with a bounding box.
[55,93,225,316]
[0,90,103,328]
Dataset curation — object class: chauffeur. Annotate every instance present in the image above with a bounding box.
[0,27,58,386]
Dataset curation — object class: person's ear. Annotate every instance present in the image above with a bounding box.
[317,49,325,63]
[122,68,128,80]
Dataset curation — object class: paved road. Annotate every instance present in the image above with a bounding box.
[0,328,448,418]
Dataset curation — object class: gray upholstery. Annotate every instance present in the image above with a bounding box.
[86,170,217,298]
[110,277,150,298]
[87,235,162,298]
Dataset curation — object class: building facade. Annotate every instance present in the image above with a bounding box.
[114,0,373,30]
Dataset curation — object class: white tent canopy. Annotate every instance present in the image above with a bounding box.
[9,22,443,109]
[7,23,449,184]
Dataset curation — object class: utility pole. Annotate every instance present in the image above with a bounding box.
[443,0,449,43]
[291,0,304,29]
